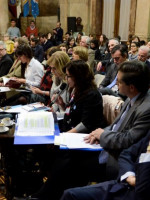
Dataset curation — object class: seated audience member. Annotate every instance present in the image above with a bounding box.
[1,44,44,106]
[66,36,76,56]
[30,37,44,63]
[72,46,88,62]
[137,45,150,68]
[63,32,71,44]
[128,41,140,60]
[0,37,29,83]
[89,33,95,40]
[0,41,13,77]
[25,20,38,39]
[80,35,95,70]
[9,44,44,88]
[48,51,70,117]
[96,38,119,75]
[42,46,60,69]
[14,47,61,105]
[140,40,146,46]
[99,44,128,100]
[95,34,108,61]
[39,33,53,53]
[3,33,14,61]
[60,132,150,200]
[27,60,106,200]
[59,43,67,53]
[84,60,150,179]
[7,19,21,41]
[90,39,99,51]
[56,60,106,132]
[76,32,83,45]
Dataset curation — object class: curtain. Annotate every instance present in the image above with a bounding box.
[119,0,131,41]
[102,0,115,39]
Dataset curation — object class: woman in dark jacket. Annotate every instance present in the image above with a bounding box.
[56,59,106,132]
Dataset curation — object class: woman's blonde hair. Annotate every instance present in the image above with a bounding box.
[73,46,88,62]
[47,51,70,82]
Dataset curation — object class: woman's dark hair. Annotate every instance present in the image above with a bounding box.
[66,36,76,47]
[131,41,140,48]
[90,39,99,50]
[99,34,108,46]
[64,60,96,101]
[118,60,150,93]
[15,44,33,59]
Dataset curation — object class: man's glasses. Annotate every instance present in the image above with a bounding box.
[0,48,4,51]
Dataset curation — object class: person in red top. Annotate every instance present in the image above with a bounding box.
[25,20,38,38]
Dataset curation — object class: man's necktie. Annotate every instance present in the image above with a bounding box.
[112,102,131,131]
[99,102,131,164]
[107,75,117,89]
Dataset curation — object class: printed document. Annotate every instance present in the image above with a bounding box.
[16,112,54,136]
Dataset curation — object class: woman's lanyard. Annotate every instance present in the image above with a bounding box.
[65,92,75,116]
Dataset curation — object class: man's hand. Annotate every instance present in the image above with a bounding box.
[126,176,136,187]
[84,128,104,144]
[96,62,102,71]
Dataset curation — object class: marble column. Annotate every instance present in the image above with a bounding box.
[135,0,150,41]
[0,0,9,40]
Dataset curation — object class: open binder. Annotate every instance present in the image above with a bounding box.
[14,112,60,145]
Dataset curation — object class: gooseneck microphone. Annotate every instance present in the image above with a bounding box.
[49,83,67,107]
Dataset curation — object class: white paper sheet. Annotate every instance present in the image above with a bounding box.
[55,133,103,150]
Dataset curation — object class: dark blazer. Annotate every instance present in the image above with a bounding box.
[32,45,44,63]
[42,40,53,52]
[100,91,150,179]
[145,60,150,69]
[60,132,150,200]
[0,54,13,77]
[100,63,118,87]
[118,131,150,200]
[100,91,150,151]
[63,89,106,133]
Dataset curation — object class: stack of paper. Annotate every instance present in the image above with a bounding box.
[15,112,54,136]
[54,133,103,150]
[5,102,50,113]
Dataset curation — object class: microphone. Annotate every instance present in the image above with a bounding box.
[50,83,67,107]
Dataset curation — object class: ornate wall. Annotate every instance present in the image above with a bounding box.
[0,0,9,40]
[135,0,150,41]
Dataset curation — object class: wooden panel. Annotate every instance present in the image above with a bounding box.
[90,0,103,36]
[129,0,137,36]
[114,0,121,37]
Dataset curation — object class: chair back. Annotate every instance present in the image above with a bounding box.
[102,95,124,125]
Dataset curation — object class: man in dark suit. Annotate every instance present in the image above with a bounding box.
[84,60,150,180]
[99,44,128,100]
[39,33,53,53]
[53,22,63,45]
[60,131,150,200]
[138,45,150,68]
[0,41,13,77]
[30,38,44,63]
